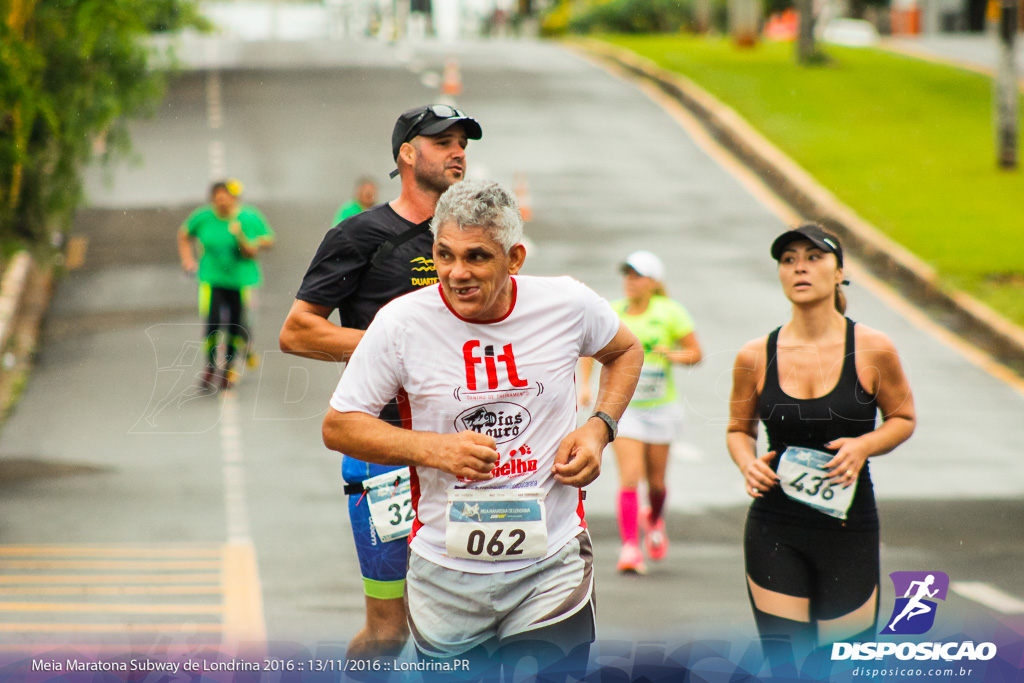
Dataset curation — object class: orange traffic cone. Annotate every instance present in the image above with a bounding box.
[515,174,533,223]
[441,59,463,96]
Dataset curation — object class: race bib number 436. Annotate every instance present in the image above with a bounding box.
[777,447,856,520]
[445,488,547,562]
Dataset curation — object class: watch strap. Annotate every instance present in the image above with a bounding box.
[590,411,617,443]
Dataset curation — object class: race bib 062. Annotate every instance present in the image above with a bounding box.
[445,488,547,562]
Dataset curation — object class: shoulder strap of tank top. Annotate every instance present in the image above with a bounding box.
[840,317,858,383]
[765,326,782,387]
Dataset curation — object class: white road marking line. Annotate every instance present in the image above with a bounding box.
[220,393,251,545]
[218,393,267,645]
[206,71,223,130]
[207,69,226,180]
[208,140,226,181]
[952,581,1024,614]
[202,64,266,642]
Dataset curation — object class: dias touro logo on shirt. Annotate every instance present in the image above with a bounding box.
[456,402,532,444]
[881,571,949,635]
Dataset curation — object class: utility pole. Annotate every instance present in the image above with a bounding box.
[995,0,1018,169]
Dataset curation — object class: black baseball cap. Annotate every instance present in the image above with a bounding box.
[771,224,844,267]
[391,104,482,162]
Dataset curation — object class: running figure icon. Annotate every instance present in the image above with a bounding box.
[461,502,483,522]
[888,574,939,630]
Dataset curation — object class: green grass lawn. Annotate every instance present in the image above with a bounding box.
[599,34,1024,326]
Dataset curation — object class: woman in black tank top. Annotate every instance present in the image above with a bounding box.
[727,225,916,673]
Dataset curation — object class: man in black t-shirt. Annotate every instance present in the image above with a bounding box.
[279,105,482,658]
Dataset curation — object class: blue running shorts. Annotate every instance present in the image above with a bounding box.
[346,459,408,600]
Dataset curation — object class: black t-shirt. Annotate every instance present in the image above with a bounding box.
[296,203,437,330]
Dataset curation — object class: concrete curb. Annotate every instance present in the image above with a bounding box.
[0,251,53,429]
[570,38,1024,377]
[0,252,34,355]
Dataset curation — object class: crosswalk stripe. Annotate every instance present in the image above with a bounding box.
[0,586,221,596]
[0,602,223,614]
[0,560,220,570]
[0,543,261,646]
[0,574,219,584]
[0,546,221,557]
[0,623,222,633]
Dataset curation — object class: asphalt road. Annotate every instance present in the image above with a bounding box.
[1,36,1023,678]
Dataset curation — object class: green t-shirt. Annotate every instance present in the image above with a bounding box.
[333,200,363,225]
[184,205,274,289]
[612,295,695,407]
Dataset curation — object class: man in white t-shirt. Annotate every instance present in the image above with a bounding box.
[323,180,642,679]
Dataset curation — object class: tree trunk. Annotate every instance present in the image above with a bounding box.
[730,0,760,46]
[796,0,817,63]
[2,0,40,220]
[695,0,712,32]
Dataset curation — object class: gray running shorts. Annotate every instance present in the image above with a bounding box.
[405,530,594,658]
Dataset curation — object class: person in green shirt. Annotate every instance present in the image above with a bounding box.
[579,250,703,575]
[332,176,378,225]
[178,179,275,391]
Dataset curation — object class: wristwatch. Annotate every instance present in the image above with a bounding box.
[590,411,618,443]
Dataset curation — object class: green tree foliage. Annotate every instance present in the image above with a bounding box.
[542,0,728,35]
[0,0,206,248]
[574,0,692,32]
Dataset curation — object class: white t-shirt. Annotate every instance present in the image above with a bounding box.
[330,275,620,573]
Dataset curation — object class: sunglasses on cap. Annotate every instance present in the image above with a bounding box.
[409,104,465,128]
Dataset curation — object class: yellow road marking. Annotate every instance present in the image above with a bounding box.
[0,585,221,595]
[0,543,264,647]
[0,574,219,584]
[64,235,89,270]
[0,643,204,653]
[0,546,221,557]
[0,560,220,570]
[0,623,222,633]
[222,542,266,644]
[0,601,222,614]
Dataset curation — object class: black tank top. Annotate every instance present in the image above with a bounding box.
[750,318,880,530]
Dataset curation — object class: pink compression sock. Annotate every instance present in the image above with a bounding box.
[618,489,639,545]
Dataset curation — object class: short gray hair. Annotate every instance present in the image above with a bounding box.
[430,180,524,253]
